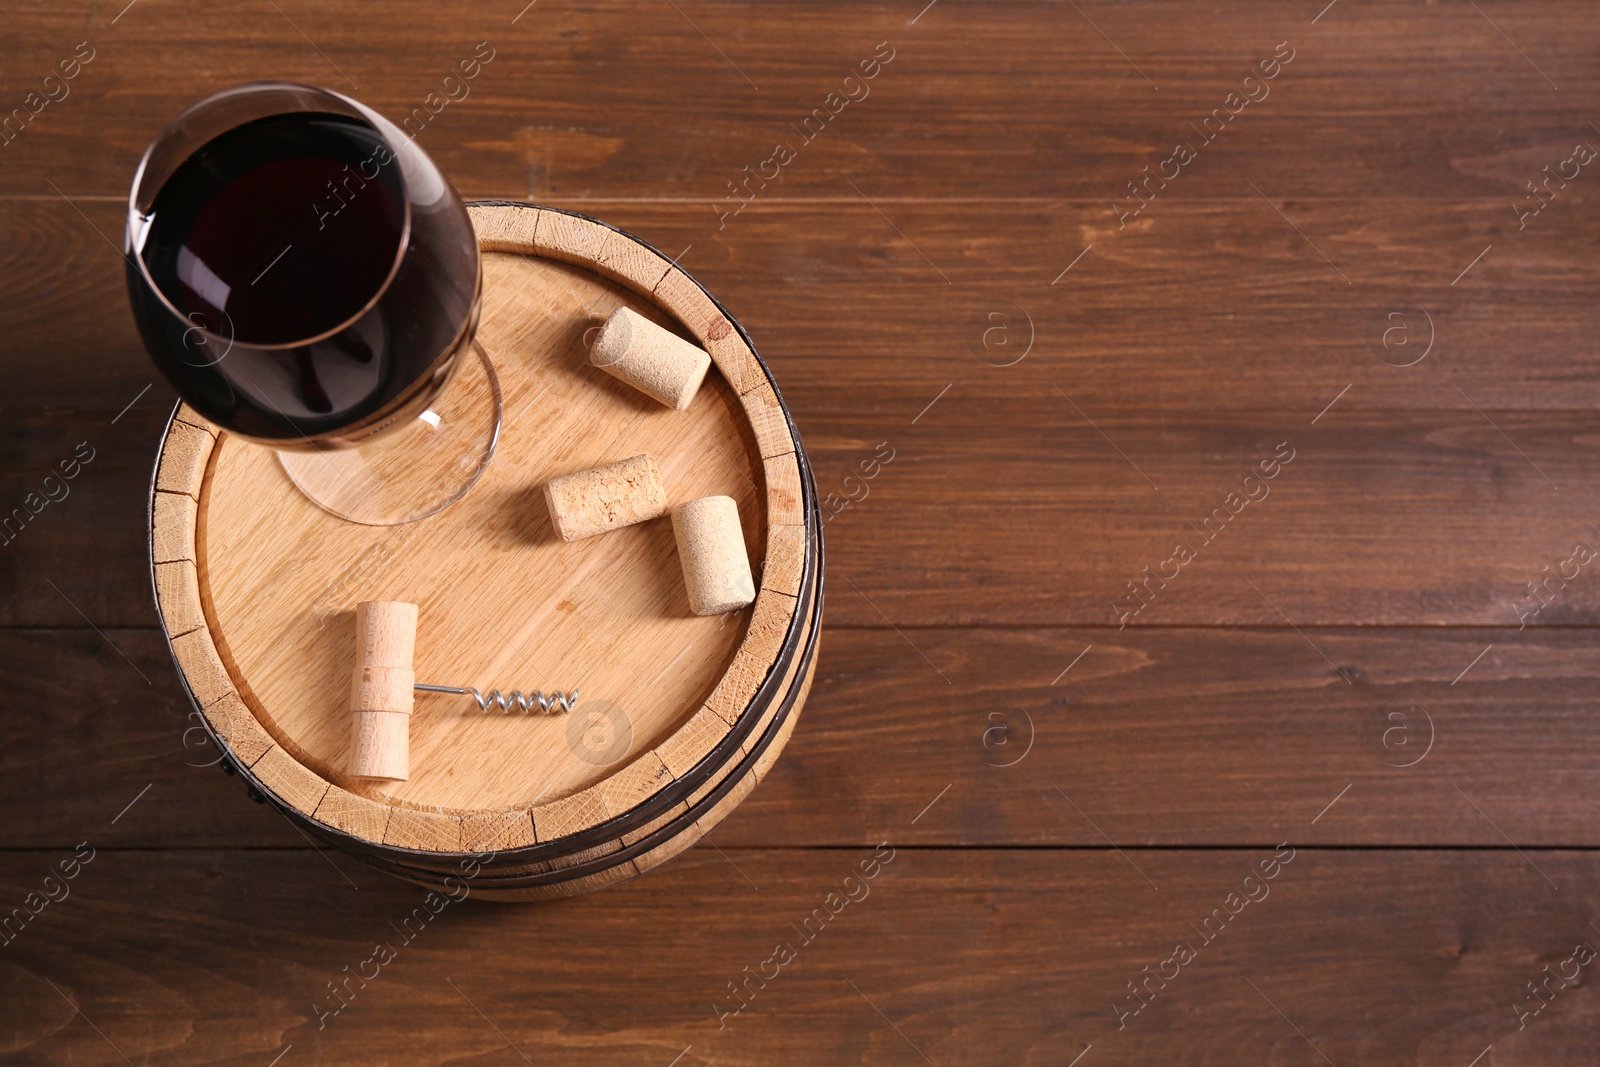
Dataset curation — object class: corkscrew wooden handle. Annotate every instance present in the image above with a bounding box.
[349,600,417,780]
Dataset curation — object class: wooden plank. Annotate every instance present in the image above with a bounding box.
[4,626,1600,849]
[250,745,330,820]
[314,785,392,843]
[0,848,1597,1063]
[751,654,814,784]
[167,628,231,708]
[468,201,541,251]
[728,624,1600,847]
[0,629,307,848]
[655,706,739,781]
[0,407,164,628]
[471,856,638,901]
[819,405,1600,627]
[740,382,793,459]
[148,491,196,565]
[152,421,212,499]
[704,586,798,726]
[2,2,1599,201]
[383,808,464,853]
[172,404,216,435]
[760,523,806,598]
[150,559,202,638]
[15,400,1600,628]
[459,808,536,853]
[0,0,1594,1046]
[761,454,803,529]
[14,197,1600,413]
[199,691,274,769]
[530,208,676,296]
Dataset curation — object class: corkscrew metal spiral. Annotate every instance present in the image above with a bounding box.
[414,683,579,714]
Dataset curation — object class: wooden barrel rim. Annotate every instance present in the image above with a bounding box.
[324,534,820,887]
[376,617,817,895]
[176,437,818,877]
[291,493,820,873]
[151,201,816,855]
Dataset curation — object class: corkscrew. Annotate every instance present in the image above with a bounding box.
[414,683,579,714]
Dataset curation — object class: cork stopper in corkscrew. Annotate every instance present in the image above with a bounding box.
[349,600,417,780]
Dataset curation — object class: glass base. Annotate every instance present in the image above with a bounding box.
[278,342,502,526]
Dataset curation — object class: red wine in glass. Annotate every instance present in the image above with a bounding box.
[126,83,497,525]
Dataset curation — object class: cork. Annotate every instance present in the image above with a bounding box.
[672,496,755,616]
[350,601,416,780]
[544,453,668,542]
[589,306,712,411]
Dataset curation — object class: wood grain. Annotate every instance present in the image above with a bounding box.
[142,204,818,900]
[2,0,1598,1058]
[0,848,1597,1065]
[3,625,1598,850]
[189,231,780,818]
[14,198,1600,413]
[22,402,1600,629]
[3,3,1599,202]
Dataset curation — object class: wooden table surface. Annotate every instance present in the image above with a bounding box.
[3,2,1599,1063]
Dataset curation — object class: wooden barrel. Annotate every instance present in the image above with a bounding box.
[149,202,822,901]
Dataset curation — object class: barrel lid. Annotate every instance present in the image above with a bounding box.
[149,203,809,855]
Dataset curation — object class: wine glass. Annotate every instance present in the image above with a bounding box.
[125,82,500,526]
